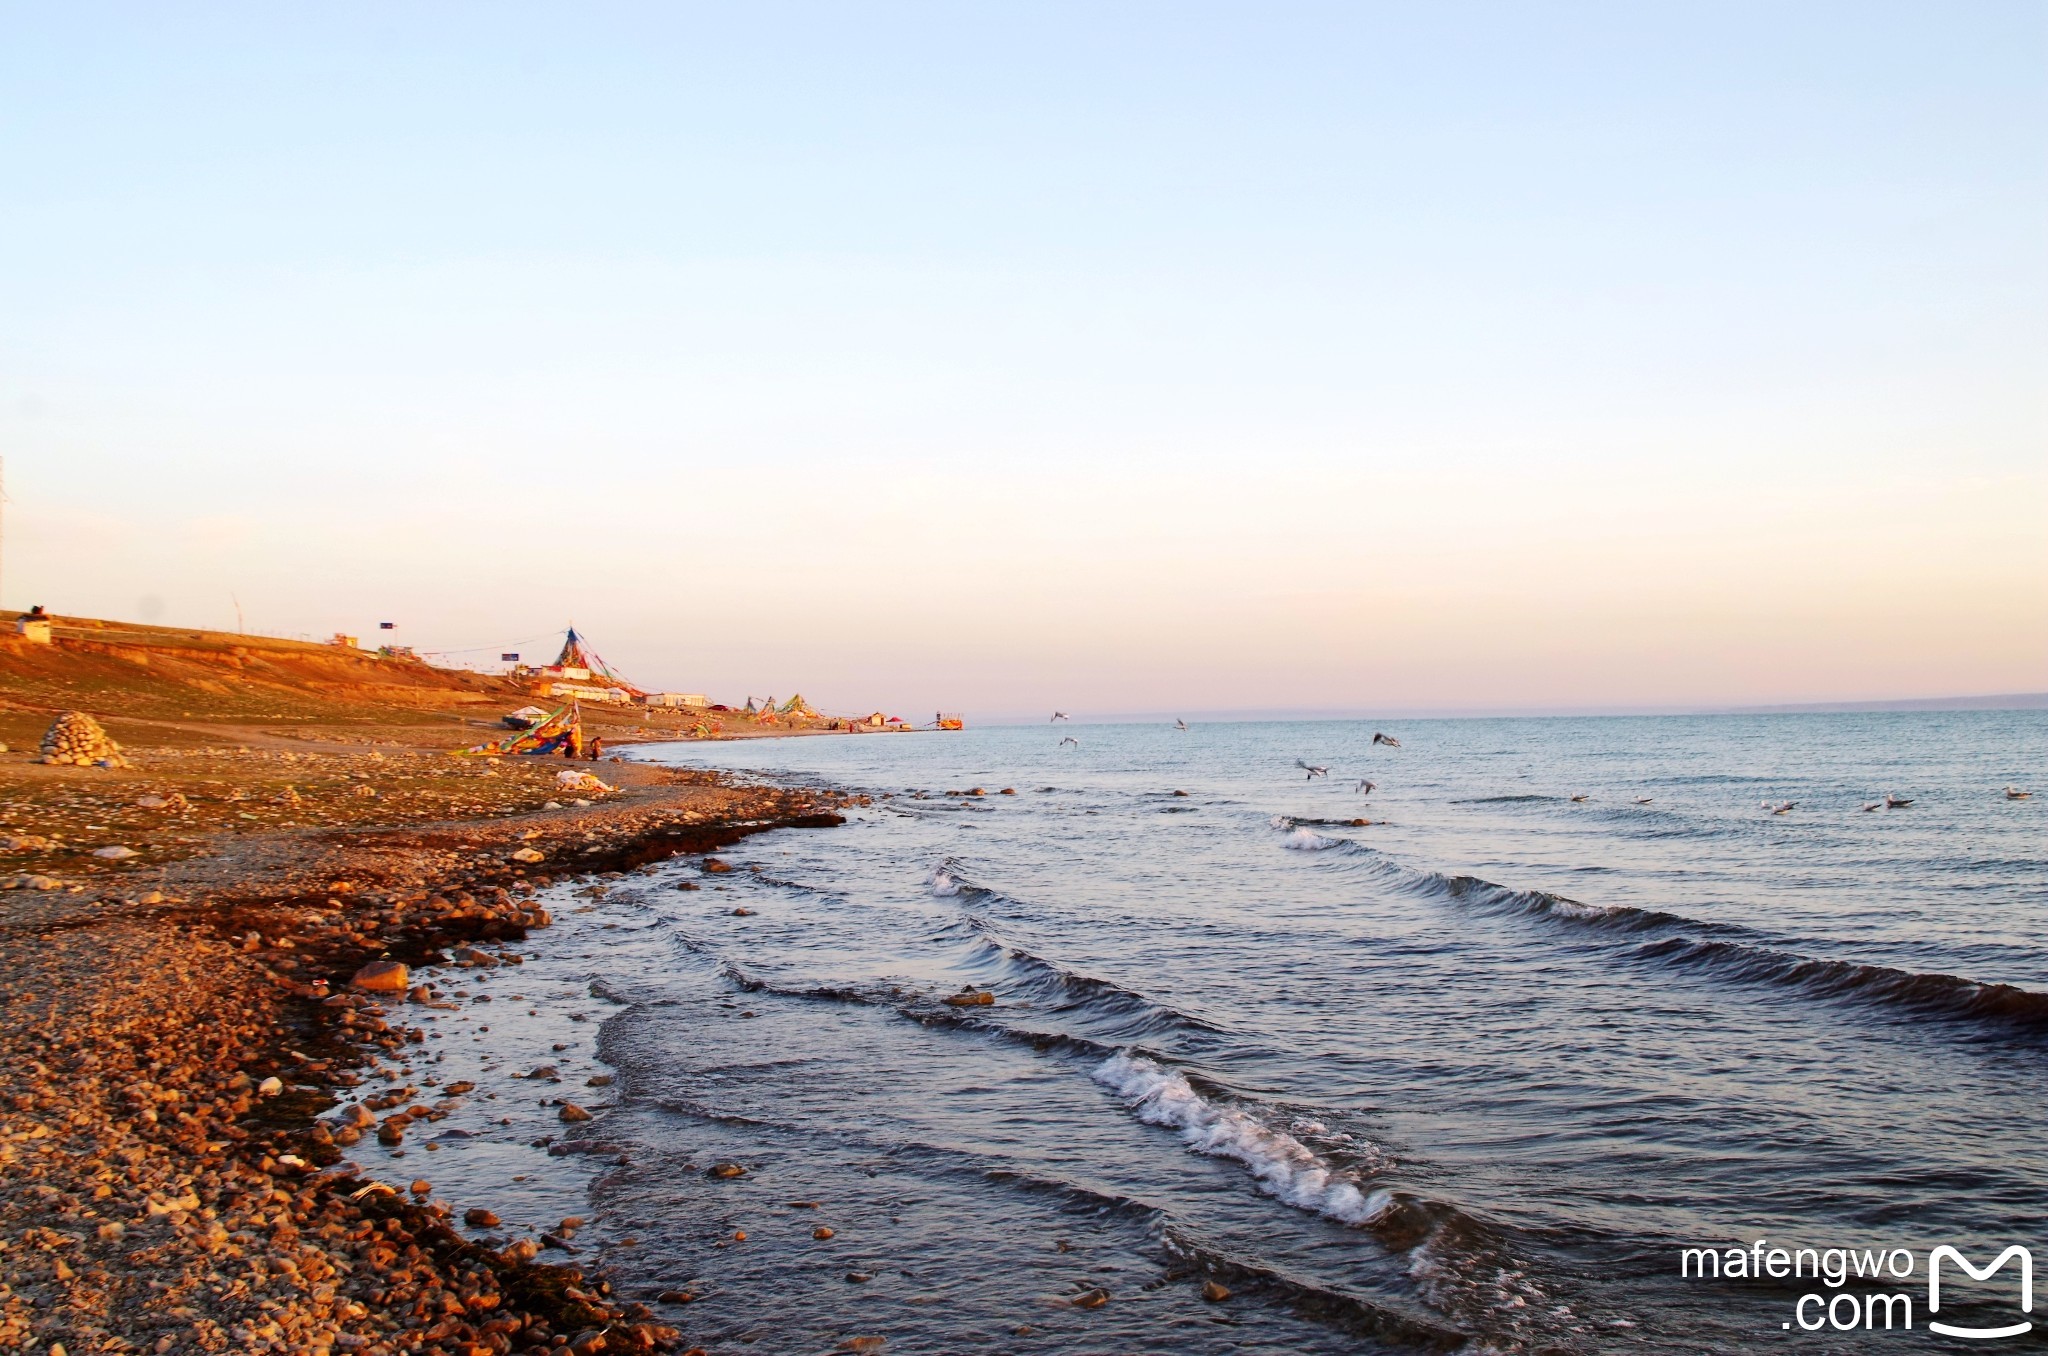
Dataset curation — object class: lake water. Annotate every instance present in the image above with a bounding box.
[565,713,2045,1352]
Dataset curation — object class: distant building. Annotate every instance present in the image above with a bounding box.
[542,682,632,704]
[645,692,710,708]
[329,633,359,649]
[16,616,51,645]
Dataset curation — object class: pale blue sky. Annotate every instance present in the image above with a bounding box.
[3,3,2042,713]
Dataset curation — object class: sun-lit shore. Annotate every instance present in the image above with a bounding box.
[0,614,871,1354]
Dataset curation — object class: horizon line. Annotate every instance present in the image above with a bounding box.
[968,692,2048,725]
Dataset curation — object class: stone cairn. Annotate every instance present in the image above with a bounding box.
[39,710,128,767]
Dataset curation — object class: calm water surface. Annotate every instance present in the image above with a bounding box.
[566,713,2045,1353]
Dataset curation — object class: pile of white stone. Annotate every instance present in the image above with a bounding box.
[39,711,128,767]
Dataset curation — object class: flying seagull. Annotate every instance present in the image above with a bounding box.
[1860,801,1883,812]
[1174,718,1188,731]
[1569,794,1590,803]
[1633,796,1653,804]
[1050,711,1069,722]
[1885,793,1913,808]
[2006,786,2033,800]
[1296,760,1330,780]
[1372,732,1401,747]
[1356,779,1376,795]
[1059,735,1080,748]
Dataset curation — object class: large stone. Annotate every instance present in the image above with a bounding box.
[351,960,410,992]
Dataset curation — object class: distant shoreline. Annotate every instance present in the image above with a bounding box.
[968,693,2048,725]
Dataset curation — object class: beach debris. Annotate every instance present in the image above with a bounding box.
[1202,1280,1231,1302]
[558,1102,593,1123]
[706,1161,746,1179]
[92,845,138,860]
[39,711,129,767]
[351,960,410,992]
[942,989,996,1007]
[556,769,615,793]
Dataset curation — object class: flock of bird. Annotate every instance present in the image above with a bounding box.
[1044,713,2033,812]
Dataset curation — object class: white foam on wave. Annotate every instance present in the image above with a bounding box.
[1540,895,1616,921]
[1093,1051,1391,1226]
[926,864,964,897]
[1281,826,1342,851]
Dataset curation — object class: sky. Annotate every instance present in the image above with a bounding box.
[1,2,2042,717]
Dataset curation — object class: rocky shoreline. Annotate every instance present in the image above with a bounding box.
[0,765,852,1356]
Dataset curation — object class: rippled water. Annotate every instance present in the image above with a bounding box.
[568,713,2045,1352]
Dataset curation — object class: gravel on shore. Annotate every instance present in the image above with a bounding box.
[0,762,853,1355]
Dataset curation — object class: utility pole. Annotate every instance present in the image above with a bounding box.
[0,454,7,613]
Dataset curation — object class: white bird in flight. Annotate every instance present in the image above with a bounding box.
[1174,718,1188,731]
[1059,735,1079,748]
[1050,711,1069,722]
[1296,760,1330,780]
[1356,779,1376,795]
[1372,732,1401,747]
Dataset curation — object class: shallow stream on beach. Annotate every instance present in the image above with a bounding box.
[370,713,2046,1353]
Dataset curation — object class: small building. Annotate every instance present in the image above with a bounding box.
[329,633,359,649]
[646,692,710,708]
[542,681,632,704]
[16,616,51,645]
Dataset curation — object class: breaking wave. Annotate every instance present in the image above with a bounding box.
[1375,856,2048,1033]
[1092,1050,1393,1225]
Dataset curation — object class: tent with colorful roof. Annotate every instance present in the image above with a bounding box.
[456,700,583,757]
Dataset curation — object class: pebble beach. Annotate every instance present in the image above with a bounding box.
[0,667,852,1356]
